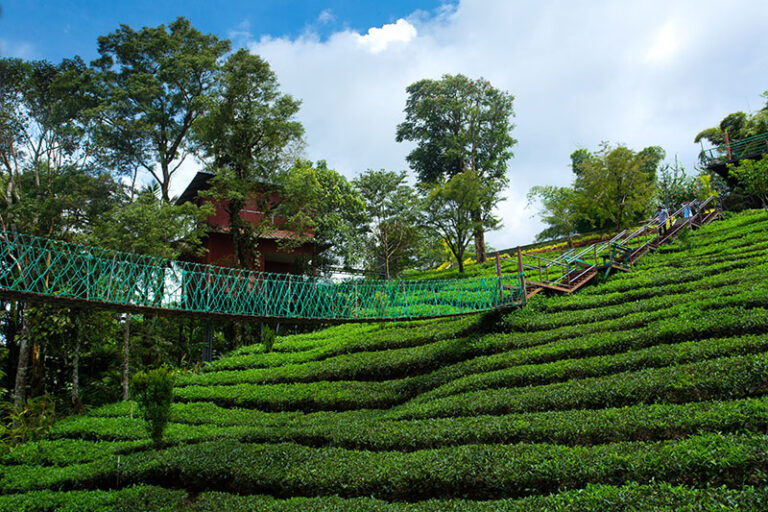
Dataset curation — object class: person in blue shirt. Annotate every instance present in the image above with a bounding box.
[655,206,669,237]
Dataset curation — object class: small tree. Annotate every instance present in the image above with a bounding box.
[573,143,661,230]
[421,170,498,273]
[131,366,175,446]
[729,155,768,216]
[353,169,422,279]
[279,161,367,269]
[656,158,698,211]
[526,185,579,247]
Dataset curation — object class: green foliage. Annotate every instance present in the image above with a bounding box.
[526,185,579,244]
[4,433,768,500]
[131,367,175,446]
[193,48,303,269]
[1,395,56,453]
[1,483,767,512]
[91,17,231,202]
[353,169,424,278]
[421,170,499,272]
[396,74,516,184]
[573,142,661,230]
[655,158,700,210]
[87,190,213,259]
[0,485,186,512]
[694,94,768,147]
[280,160,367,268]
[729,155,768,214]
[261,325,276,353]
[396,74,516,260]
[2,210,768,509]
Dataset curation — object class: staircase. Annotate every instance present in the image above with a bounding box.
[521,196,722,297]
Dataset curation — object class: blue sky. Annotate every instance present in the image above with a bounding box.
[0,1,448,61]
[2,1,768,248]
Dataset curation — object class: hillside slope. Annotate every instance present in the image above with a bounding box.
[2,210,768,511]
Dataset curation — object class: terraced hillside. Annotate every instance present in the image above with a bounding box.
[2,210,768,511]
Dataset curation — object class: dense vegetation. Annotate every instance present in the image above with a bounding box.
[1,210,766,510]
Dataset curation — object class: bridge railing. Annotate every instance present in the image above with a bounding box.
[699,132,768,166]
[0,232,525,321]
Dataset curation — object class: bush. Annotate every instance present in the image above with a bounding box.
[131,367,175,446]
[261,325,276,353]
[1,394,56,454]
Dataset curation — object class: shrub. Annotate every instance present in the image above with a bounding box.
[262,325,276,353]
[1,394,56,454]
[131,367,175,446]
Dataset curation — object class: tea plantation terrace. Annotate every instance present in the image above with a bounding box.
[1,210,768,510]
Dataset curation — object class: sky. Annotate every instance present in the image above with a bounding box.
[2,0,768,249]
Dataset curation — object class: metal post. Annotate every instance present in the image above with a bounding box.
[516,246,526,298]
[202,321,213,362]
[495,253,503,302]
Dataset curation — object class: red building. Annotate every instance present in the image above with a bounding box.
[177,171,317,274]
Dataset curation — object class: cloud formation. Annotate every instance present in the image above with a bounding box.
[355,19,417,54]
[246,0,768,249]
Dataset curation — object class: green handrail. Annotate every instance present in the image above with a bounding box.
[0,231,525,322]
[699,132,768,166]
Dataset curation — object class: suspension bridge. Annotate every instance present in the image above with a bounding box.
[0,196,721,324]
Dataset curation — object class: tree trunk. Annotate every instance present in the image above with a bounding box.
[122,314,131,401]
[4,301,19,392]
[472,210,487,263]
[13,306,32,411]
[234,321,243,348]
[71,311,83,411]
[457,251,465,274]
[29,340,45,398]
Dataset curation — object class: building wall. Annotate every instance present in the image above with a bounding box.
[193,195,316,274]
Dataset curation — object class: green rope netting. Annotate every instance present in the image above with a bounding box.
[0,232,525,321]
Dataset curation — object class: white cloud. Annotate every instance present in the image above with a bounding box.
[355,19,417,54]
[228,20,252,47]
[246,0,768,249]
[317,9,335,25]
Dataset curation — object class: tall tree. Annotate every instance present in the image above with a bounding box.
[193,48,303,270]
[87,188,211,399]
[573,143,662,231]
[91,17,230,202]
[396,74,516,263]
[0,57,117,411]
[656,158,698,211]
[353,169,422,279]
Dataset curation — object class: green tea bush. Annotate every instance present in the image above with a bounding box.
[261,325,276,353]
[4,433,768,500]
[131,367,175,446]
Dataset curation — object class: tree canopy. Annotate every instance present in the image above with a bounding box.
[91,17,230,202]
[396,74,515,263]
[353,169,422,279]
[573,143,663,231]
[193,48,303,269]
[694,94,768,148]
